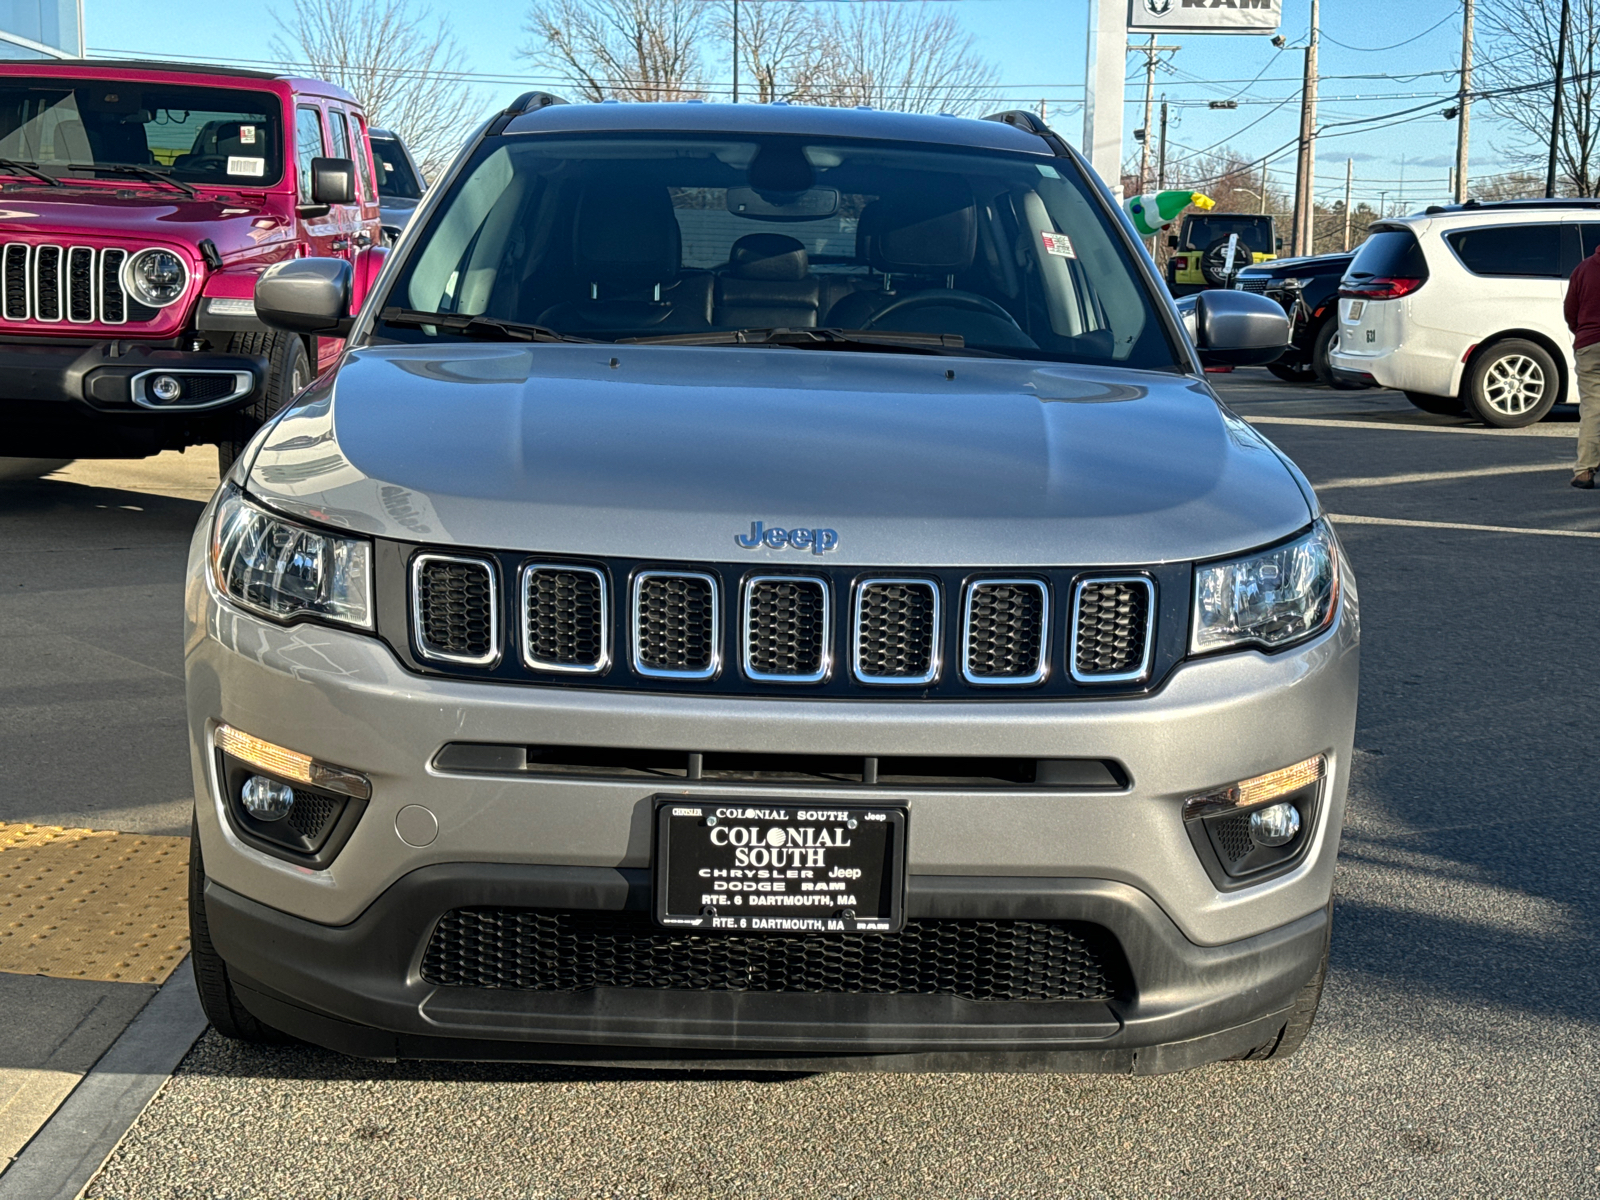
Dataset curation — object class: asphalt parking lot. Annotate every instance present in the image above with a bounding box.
[4,372,1599,1199]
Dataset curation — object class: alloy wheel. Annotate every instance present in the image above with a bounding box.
[1481,354,1545,416]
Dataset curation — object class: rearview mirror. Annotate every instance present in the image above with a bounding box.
[726,186,839,220]
[1174,289,1290,368]
[255,257,353,336]
[310,156,356,206]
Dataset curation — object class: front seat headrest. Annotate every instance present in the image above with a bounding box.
[728,233,808,281]
[574,188,681,285]
[860,186,977,275]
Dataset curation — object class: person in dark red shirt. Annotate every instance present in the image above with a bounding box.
[1563,244,1600,487]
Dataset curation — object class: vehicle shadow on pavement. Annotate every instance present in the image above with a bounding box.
[0,477,208,530]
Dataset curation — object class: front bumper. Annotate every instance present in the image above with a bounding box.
[2,339,267,457]
[206,865,1331,1072]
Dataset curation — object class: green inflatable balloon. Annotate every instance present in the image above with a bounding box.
[1124,190,1215,237]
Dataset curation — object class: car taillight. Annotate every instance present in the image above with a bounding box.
[1174,256,1189,269]
[1338,276,1425,300]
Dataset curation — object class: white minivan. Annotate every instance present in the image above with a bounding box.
[1329,199,1600,427]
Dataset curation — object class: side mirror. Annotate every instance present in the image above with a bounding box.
[1166,234,1179,249]
[255,257,353,336]
[310,156,356,206]
[1174,289,1290,368]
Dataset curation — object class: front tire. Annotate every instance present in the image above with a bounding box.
[1462,339,1559,428]
[217,332,312,476]
[189,816,287,1044]
[1404,390,1465,416]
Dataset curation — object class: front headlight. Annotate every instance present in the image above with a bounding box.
[210,487,373,629]
[123,248,189,307]
[1192,520,1339,654]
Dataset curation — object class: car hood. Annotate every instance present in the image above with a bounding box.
[247,344,1316,567]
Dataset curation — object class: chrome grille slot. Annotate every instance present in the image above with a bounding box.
[412,554,499,666]
[853,579,940,684]
[3,243,28,319]
[100,248,127,323]
[633,571,719,678]
[963,579,1048,685]
[743,576,830,682]
[1071,577,1154,682]
[33,244,60,321]
[521,564,608,673]
[66,246,94,322]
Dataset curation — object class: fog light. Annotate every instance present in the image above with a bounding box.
[149,374,182,403]
[241,774,295,821]
[1249,801,1301,847]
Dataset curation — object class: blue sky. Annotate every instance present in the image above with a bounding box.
[89,0,1512,210]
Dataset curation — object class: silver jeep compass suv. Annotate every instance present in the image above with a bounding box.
[184,96,1357,1073]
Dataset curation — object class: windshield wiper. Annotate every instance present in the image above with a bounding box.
[64,163,198,198]
[380,308,594,343]
[0,157,61,187]
[617,327,969,354]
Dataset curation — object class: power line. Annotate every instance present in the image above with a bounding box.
[1320,11,1458,53]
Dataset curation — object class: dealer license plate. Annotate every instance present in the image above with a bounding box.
[653,800,906,934]
[1347,300,1365,321]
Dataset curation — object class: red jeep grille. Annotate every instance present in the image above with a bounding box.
[1,242,139,325]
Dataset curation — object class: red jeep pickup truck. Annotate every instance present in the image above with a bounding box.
[0,59,386,469]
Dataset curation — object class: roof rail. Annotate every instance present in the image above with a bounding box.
[982,109,1050,136]
[502,91,568,116]
[1423,197,1600,215]
[487,91,568,136]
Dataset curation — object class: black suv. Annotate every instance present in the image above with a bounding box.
[1232,251,1356,385]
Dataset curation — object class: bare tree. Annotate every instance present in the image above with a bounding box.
[271,0,483,182]
[810,3,998,116]
[1478,0,1600,195]
[523,0,709,101]
[1473,168,1548,199]
[715,1,827,104]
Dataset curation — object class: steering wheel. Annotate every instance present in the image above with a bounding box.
[862,289,1021,331]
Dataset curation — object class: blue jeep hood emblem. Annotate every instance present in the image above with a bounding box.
[737,521,839,554]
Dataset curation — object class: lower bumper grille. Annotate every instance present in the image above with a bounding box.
[422,908,1121,1002]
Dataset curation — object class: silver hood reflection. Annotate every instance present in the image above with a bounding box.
[247,343,1316,568]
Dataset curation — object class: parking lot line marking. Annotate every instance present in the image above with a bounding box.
[1245,415,1577,438]
[1328,513,1600,539]
[0,824,190,985]
[1316,463,1570,489]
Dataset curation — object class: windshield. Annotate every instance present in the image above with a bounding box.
[0,79,283,187]
[372,136,422,200]
[378,132,1176,367]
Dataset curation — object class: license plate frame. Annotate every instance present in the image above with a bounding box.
[1347,299,1365,320]
[652,798,907,934]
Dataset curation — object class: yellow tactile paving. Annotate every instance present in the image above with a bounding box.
[0,822,190,984]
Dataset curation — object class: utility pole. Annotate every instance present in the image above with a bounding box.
[1343,157,1353,250]
[1040,98,1047,123]
[1547,0,1571,196]
[1140,35,1156,195]
[1455,0,1473,203]
[731,0,739,101]
[1293,0,1320,256]
[1157,99,1169,190]
[1260,158,1269,213]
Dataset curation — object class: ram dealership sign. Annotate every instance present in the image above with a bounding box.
[1129,0,1281,35]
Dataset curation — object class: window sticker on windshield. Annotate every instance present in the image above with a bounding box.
[227,157,266,177]
[240,125,257,145]
[1041,231,1076,258]
[1036,163,1061,179]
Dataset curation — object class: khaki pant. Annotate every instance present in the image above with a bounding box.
[1579,342,1600,472]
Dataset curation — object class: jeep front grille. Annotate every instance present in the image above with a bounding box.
[633,571,719,678]
[521,564,608,673]
[963,580,1048,685]
[412,554,499,666]
[1,242,135,325]
[743,576,829,682]
[853,579,940,684]
[422,908,1124,1002]
[1071,577,1154,682]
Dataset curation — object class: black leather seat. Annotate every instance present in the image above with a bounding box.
[824,189,978,328]
[539,189,712,334]
[713,234,820,329]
